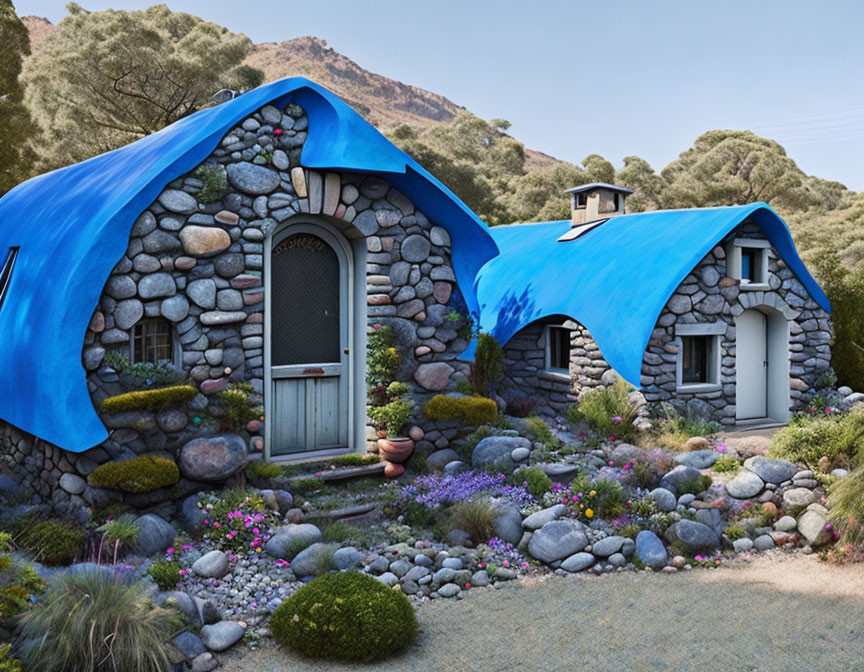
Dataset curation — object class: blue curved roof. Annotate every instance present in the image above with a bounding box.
[0,77,498,453]
[474,203,830,386]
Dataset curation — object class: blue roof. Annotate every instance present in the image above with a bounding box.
[474,204,830,386]
[0,77,498,453]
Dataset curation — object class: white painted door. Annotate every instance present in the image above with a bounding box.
[736,309,768,420]
[269,225,351,455]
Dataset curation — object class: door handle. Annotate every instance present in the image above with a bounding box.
[343,348,350,355]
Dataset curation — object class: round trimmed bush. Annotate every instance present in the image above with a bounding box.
[270,571,417,662]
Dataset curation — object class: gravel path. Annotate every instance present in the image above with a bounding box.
[220,554,864,672]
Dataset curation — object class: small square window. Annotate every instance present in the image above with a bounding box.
[131,317,174,364]
[739,247,765,284]
[546,326,571,373]
[574,192,587,208]
[681,335,715,384]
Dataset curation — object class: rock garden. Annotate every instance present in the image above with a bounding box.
[0,372,863,671]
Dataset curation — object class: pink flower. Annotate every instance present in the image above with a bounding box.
[612,416,623,423]
[179,569,188,576]
[252,527,260,535]
[182,544,191,551]
[502,560,510,568]
[166,547,174,555]
[274,128,283,135]
[609,461,615,467]
[609,435,615,441]
[213,522,221,528]
[825,407,832,415]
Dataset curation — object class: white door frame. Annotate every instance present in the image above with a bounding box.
[264,216,355,461]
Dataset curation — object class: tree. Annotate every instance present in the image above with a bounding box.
[581,153,615,184]
[0,0,37,195]
[616,155,668,212]
[660,130,819,211]
[22,3,263,168]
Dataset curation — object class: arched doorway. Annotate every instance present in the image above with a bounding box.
[735,306,790,423]
[264,219,355,457]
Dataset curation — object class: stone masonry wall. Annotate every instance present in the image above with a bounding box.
[640,221,832,424]
[0,98,470,505]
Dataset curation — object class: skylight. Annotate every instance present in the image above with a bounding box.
[557,218,608,242]
[0,247,20,314]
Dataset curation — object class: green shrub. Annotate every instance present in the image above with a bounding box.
[147,560,180,591]
[0,645,21,672]
[246,460,284,480]
[291,477,324,496]
[578,378,640,440]
[516,467,553,497]
[102,353,188,391]
[270,571,417,662]
[461,425,497,459]
[89,455,180,493]
[447,499,495,543]
[18,570,180,672]
[524,416,555,444]
[712,456,740,473]
[676,474,713,496]
[194,164,229,203]
[471,333,503,396]
[96,514,139,565]
[724,523,746,541]
[828,464,864,545]
[219,382,261,431]
[423,395,498,426]
[368,399,412,437]
[332,454,381,468]
[0,532,47,620]
[100,385,198,413]
[618,524,641,540]
[770,409,864,466]
[13,519,86,566]
[321,521,368,545]
[366,325,400,405]
[648,403,721,449]
[570,476,629,520]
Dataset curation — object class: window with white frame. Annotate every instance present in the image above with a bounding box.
[676,323,724,390]
[726,238,769,286]
[545,325,571,374]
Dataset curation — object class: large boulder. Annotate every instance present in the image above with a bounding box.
[782,487,816,511]
[659,465,703,495]
[743,456,798,484]
[192,550,229,578]
[200,621,245,652]
[427,449,460,471]
[675,450,718,469]
[179,435,247,482]
[798,507,832,546]
[667,519,720,550]
[290,543,338,577]
[528,519,588,564]
[635,530,667,568]
[472,436,530,472]
[725,470,765,499]
[179,494,206,534]
[491,502,524,545]
[648,487,677,512]
[134,513,176,556]
[522,504,568,530]
[226,163,280,195]
[264,523,322,559]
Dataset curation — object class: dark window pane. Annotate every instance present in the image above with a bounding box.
[549,327,570,370]
[741,249,757,281]
[0,247,20,313]
[682,336,708,384]
[271,233,341,365]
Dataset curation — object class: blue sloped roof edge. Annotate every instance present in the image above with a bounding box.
[473,203,829,386]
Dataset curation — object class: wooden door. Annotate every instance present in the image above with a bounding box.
[269,226,350,455]
[736,309,768,420]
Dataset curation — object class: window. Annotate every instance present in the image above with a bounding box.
[573,192,587,208]
[727,239,768,286]
[681,336,710,384]
[546,326,571,373]
[131,317,174,364]
[0,247,20,313]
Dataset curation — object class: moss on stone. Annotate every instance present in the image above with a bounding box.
[423,395,498,426]
[88,455,180,493]
[100,385,197,413]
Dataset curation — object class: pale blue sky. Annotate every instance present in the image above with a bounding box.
[17,0,864,190]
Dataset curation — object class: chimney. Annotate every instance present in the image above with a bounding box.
[565,183,633,226]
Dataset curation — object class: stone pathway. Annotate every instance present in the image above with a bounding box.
[220,553,864,672]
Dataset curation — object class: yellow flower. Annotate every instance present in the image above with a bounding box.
[589,490,596,497]
[585,508,594,518]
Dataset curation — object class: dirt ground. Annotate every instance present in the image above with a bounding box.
[220,553,864,672]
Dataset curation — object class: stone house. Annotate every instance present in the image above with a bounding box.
[0,77,831,502]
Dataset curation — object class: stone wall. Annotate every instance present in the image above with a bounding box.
[640,221,832,424]
[0,98,470,505]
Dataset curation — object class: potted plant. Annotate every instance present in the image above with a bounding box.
[369,398,414,463]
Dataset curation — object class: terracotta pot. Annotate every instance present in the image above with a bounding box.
[384,461,406,478]
[376,429,388,439]
[377,437,414,463]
